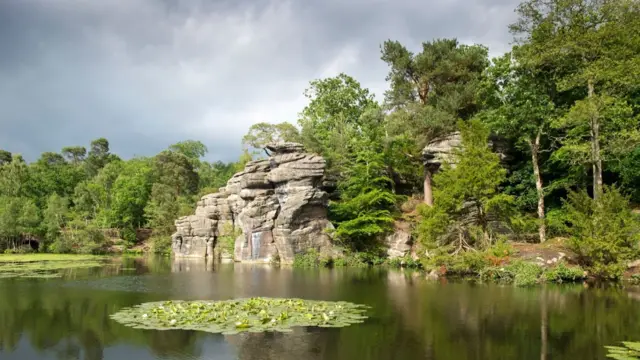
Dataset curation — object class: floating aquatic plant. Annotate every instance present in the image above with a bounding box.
[0,255,106,279]
[110,297,369,335]
[606,341,640,359]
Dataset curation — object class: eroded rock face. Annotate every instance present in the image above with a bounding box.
[422,132,462,171]
[385,230,413,259]
[172,143,333,264]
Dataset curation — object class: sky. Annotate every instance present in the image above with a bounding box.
[0,0,521,163]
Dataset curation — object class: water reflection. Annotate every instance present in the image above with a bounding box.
[0,257,640,360]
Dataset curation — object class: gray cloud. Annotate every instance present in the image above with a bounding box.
[0,0,520,162]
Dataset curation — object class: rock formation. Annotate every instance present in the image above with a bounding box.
[422,131,462,172]
[172,143,334,264]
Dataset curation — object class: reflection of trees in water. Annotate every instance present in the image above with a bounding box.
[383,271,640,360]
[2,263,640,360]
[0,280,201,359]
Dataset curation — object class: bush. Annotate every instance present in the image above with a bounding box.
[387,256,421,269]
[150,235,172,255]
[508,214,539,241]
[480,261,542,287]
[51,223,107,254]
[292,249,332,268]
[121,226,137,245]
[543,262,586,283]
[546,208,569,237]
[564,186,640,279]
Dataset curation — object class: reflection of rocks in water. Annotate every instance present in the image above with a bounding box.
[226,327,327,360]
[171,257,214,273]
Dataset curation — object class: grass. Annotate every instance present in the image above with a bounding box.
[0,254,107,279]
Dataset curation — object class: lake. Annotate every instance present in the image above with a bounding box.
[1,256,639,360]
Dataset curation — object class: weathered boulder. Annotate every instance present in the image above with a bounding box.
[422,132,462,171]
[385,221,414,259]
[421,131,509,169]
[172,143,333,264]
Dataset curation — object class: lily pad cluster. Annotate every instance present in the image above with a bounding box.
[110,297,369,334]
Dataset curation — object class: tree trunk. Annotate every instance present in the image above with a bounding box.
[588,79,603,199]
[531,130,546,243]
[423,165,433,206]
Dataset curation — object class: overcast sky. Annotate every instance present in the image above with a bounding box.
[0,0,520,162]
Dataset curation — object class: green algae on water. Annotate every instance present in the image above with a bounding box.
[0,254,105,279]
[110,297,369,335]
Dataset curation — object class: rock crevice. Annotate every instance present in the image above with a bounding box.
[172,143,333,264]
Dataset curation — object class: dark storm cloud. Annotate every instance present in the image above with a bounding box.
[0,0,520,162]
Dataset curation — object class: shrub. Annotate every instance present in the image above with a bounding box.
[543,262,586,283]
[387,256,421,269]
[150,235,172,255]
[564,186,640,279]
[480,261,542,287]
[546,208,569,237]
[508,214,539,241]
[293,249,332,268]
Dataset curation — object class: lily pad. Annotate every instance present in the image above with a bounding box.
[110,297,369,334]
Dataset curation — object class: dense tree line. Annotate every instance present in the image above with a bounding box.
[0,138,246,253]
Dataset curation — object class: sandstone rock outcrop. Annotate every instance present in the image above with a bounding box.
[422,132,462,171]
[172,143,333,264]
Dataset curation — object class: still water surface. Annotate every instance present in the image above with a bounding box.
[1,257,640,360]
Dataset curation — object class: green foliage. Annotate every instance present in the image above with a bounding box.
[330,146,397,250]
[49,220,107,254]
[387,256,421,269]
[242,122,301,155]
[606,341,640,360]
[418,120,514,249]
[543,262,586,283]
[480,260,543,287]
[150,235,173,255]
[292,249,332,268]
[110,298,369,334]
[563,186,640,278]
[168,140,207,162]
[298,73,379,173]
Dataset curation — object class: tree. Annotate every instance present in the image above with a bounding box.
[329,108,397,250]
[0,155,30,198]
[28,152,85,205]
[298,73,379,173]
[551,94,638,196]
[418,120,513,250]
[481,53,556,243]
[242,122,301,155]
[86,138,115,177]
[380,38,489,205]
[151,151,198,197]
[563,186,640,278]
[198,160,238,194]
[0,150,11,166]
[61,146,87,164]
[42,194,69,244]
[510,0,640,198]
[144,183,181,235]
[168,140,208,162]
[107,161,152,231]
